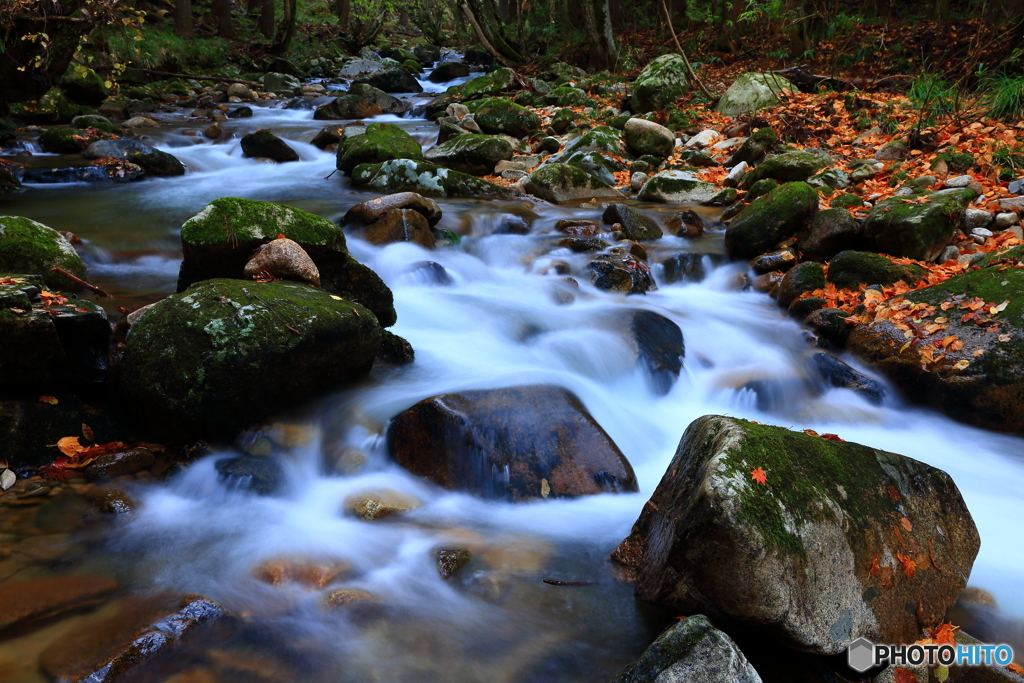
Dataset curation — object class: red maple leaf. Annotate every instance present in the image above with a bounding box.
[750,467,767,485]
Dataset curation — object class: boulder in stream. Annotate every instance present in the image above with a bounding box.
[364,209,435,248]
[120,279,381,440]
[602,203,663,241]
[524,163,622,203]
[82,138,186,176]
[243,236,321,287]
[626,309,685,395]
[428,62,469,82]
[352,159,523,199]
[353,68,423,94]
[612,615,762,683]
[176,197,396,327]
[586,253,657,295]
[336,122,423,175]
[343,192,442,226]
[387,385,638,501]
[424,134,513,176]
[471,98,541,138]
[240,130,300,163]
[724,181,819,259]
[0,216,87,291]
[612,415,980,655]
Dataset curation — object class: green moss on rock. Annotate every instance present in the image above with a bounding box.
[524,163,622,203]
[472,98,541,138]
[460,68,515,100]
[826,250,925,289]
[337,122,423,175]
[0,216,87,291]
[631,54,689,114]
[724,181,819,258]
[423,134,513,175]
[741,150,832,189]
[863,188,974,261]
[351,158,523,200]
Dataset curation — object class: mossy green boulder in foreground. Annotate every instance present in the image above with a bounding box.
[121,279,381,440]
[848,263,1024,432]
[336,122,423,176]
[351,159,522,200]
[612,415,980,655]
[524,163,622,203]
[459,67,516,100]
[740,149,832,188]
[724,181,819,258]
[825,250,926,289]
[631,54,689,114]
[177,197,396,326]
[863,187,975,261]
[471,98,541,138]
[0,216,87,291]
[612,614,761,683]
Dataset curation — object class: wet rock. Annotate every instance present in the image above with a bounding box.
[40,594,223,683]
[354,68,423,93]
[630,171,648,192]
[559,237,609,252]
[324,588,376,608]
[0,217,87,291]
[864,188,975,261]
[776,261,824,307]
[121,279,381,440]
[460,67,517,99]
[805,307,852,347]
[724,182,819,259]
[352,159,521,199]
[264,72,301,94]
[215,455,285,494]
[524,163,621,203]
[337,123,423,175]
[628,310,685,395]
[807,351,885,404]
[243,237,321,286]
[789,296,826,320]
[612,415,981,655]
[0,574,117,632]
[424,134,513,176]
[253,558,348,588]
[39,126,95,154]
[826,250,925,289]
[666,210,705,238]
[314,94,384,120]
[661,253,706,284]
[715,72,794,116]
[564,150,620,186]
[344,488,421,520]
[377,329,415,365]
[727,127,777,166]
[25,163,146,184]
[387,385,638,501]
[96,489,135,514]
[344,192,442,227]
[750,248,797,274]
[797,207,865,262]
[240,130,299,163]
[472,98,541,138]
[364,209,435,249]
[631,54,689,114]
[495,214,531,234]
[203,122,223,139]
[603,203,662,241]
[84,448,156,480]
[556,219,600,236]
[348,82,408,115]
[612,614,762,683]
[741,149,831,188]
[176,197,396,326]
[13,87,76,124]
[847,265,1024,432]
[428,62,469,82]
[586,253,657,294]
[637,172,718,203]
[83,138,186,176]
[437,548,472,578]
[624,118,675,158]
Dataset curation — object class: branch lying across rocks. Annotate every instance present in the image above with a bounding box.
[91,65,261,87]
[771,65,912,92]
[52,266,110,298]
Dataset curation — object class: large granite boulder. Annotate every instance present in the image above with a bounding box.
[631,54,689,114]
[525,163,621,203]
[351,159,522,199]
[715,72,795,116]
[83,138,186,176]
[423,134,513,176]
[612,415,980,655]
[336,122,423,175]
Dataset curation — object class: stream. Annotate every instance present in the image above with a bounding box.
[1,68,1023,682]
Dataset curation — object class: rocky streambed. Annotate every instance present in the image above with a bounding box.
[0,52,1023,683]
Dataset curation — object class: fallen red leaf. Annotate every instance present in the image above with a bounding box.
[750,467,767,485]
[896,552,919,578]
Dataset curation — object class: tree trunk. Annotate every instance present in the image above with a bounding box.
[463,0,524,64]
[259,0,275,38]
[270,0,297,54]
[211,0,233,38]
[582,0,618,71]
[175,0,192,38]
[334,0,351,27]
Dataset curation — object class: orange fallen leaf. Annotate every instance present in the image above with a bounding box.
[751,467,767,485]
[56,436,84,457]
[887,485,901,501]
[820,433,845,442]
[869,556,881,575]
[893,668,917,683]
[896,552,918,578]
[1007,663,1024,674]
[39,395,58,405]
[900,517,913,532]
[931,622,958,645]
[82,423,94,441]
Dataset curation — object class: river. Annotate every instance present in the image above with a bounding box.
[1,69,1022,682]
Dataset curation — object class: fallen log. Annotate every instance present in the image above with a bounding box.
[771,65,911,93]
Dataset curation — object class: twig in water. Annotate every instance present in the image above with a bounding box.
[52,267,111,298]
[543,579,599,586]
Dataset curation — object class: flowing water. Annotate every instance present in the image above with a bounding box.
[2,71,1024,681]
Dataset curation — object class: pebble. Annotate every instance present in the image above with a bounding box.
[970,227,993,244]
[938,245,960,263]
[958,251,987,266]
[630,171,648,192]
[723,161,748,188]
[1008,178,1024,195]
[995,212,1021,229]
[944,174,973,188]
[501,169,527,181]
[712,136,746,150]
[962,209,993,231]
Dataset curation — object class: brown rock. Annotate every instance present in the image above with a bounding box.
[203,123,222,139]
[387,385,638,502]
[84,448,155,480]
[364,209,435,249]
[437,548,472,578]
[252,557,349,588]
[666,210,705,238]
[0,574,117,632]
[555,218,600,236]
[343,488,421,520]
[243,237,321,287]
[343,192,443,227]
[323,588,375,608]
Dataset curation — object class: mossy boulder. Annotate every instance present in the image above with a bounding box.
[353,68,423,94]
[348,82,407,114]
[745,178,778,201]
[0,217,87,291]
[351,158,522,200]
[39,127,94,154]
[176,197,395,327]
[740,149,832,189]
[428,62,469,83]
[830,192,867,210]
[82,138,186,176]
[863,188,975,261]
[603,203,662,241]
[631,54,689,114]
[120,279,381,440]
[776,261,824,307]
[612,614,761,683]
[544,86,589,107]
[387,385,638,501]
[423,134,513,175]
[797,208,865,262]
[624,117,675,158]
[314,94,383,120]
[557,125,626,160]
[728,127,778,166]
[524,163,621,203]
[847,265,1024,432]
[637,171,718,203]
[460,67,516,100]
[12,88,76,124]
[715,72,795,116]
[724,181,819,259]
[544,62,587,85]
[472,98,541,138]
[564,150,621,185]
[612,415,980,655]
[60,65,110,106]
[550,108,577,134]
[826,250,925,289]
[336,122,423,175]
